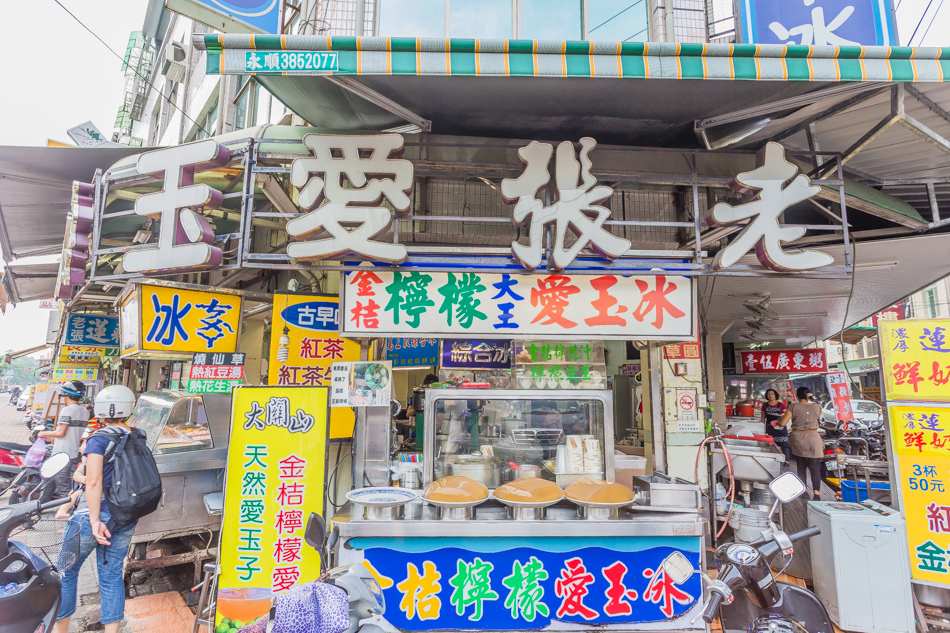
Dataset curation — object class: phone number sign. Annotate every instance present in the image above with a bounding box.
[245,51,338,73]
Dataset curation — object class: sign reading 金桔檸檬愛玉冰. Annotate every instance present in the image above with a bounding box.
[739,349,826,374]
[738,0,896,46]
[63,313,120,348]
[357,537,702,630]
[441,340,512,370]
[124,284,243,356]
[217,386,329,628]
[268,293,360,438]
[386,338,440,368]
[341,272,695,341]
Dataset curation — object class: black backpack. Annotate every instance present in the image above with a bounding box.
[93,427,163,528]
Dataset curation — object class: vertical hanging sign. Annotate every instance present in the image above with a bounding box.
[880,319,950,587]
[216,386,329,629]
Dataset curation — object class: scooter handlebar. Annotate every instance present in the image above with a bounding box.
[39,497,72,511]
[702,591,724,623]
[788,526,821,543]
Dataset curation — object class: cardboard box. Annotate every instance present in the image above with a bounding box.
[615,467,648,491]
[615,445,646,456]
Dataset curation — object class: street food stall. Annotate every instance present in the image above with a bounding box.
[332,384,708,632]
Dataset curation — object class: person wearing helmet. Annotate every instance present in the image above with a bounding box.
[38,380,89,498]
[55,385,138,633]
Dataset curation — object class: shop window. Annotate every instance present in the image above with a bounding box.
[587,0,649,42]
[925,286,939,318]
[233,76,256,131]
[450,0,512,38]
[521,0,582,40]
[378,0,446,38]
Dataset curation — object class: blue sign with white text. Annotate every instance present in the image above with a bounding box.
[385,338,440,368]
[739,0,896,46]
[280,301,339,332]
[185,0,281,34]
[64,313,120,347]
[356,538,702,631]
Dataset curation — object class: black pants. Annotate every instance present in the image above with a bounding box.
[796,456,822,498]
[53,457,79,498]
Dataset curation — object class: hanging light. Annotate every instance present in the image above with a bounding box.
[276,326,291,362]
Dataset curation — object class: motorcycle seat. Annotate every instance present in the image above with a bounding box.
[0,441,31,453]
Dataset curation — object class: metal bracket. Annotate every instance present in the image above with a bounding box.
[323,76,432,132]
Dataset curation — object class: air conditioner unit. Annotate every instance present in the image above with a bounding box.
[162,42,187,84]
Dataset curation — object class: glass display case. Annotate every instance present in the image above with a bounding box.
[129,391,214,455]
[422,389,614,488]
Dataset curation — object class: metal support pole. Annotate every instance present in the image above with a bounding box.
[927,181,942,224]
[355,0,365,36]
[649,344,666,473]
[691,154,702,265]
[837,156,852,267]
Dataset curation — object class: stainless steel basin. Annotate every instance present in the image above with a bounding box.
[711,438,785,484]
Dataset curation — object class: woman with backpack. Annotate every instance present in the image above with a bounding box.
[55,385,150,633]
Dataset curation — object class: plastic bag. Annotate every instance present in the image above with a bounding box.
[24,438,46,468]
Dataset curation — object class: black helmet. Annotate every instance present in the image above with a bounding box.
[61,380,86,398]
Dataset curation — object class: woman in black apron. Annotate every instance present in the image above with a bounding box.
[761,389,789,459]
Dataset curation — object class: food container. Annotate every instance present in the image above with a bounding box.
[444,455,503,488]
[630,474,702,509]
[345,487,419,520]
[511,465,541,480]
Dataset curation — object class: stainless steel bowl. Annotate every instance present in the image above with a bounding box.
[445,456,503,487]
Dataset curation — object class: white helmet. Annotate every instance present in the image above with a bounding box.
[94,385,136,420]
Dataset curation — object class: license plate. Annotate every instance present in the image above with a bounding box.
[826,461,841,472]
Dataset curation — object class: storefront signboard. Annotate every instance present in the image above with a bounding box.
[386,338,440,368]
[217,386,329,627]
[119,283,243,358]
[873,302,904,327]
[620,363,641,377]
[769,379,795,402]
[358,537,702,630]
[120,292,140,356]
[330,361,393,408]
[513,341,607,390]
[664,342,700,360]
[167,0,281,35]
[245,50,338,73]
[739,349,826,374]
[187,352,245,394]
[63,313,120,347]
[51,364,98,382]
[441,339,512,370]
[268,293,360,437]
[738,0,896,46]
[881,318,950,588]
[341,272,695,341]
[879,319,949,402]
[825,371,854,423]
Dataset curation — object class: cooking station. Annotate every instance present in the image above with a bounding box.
[330,389,708,632]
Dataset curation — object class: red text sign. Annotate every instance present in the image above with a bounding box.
[739,349,826,374]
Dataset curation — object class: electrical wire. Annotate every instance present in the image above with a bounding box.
[589,1,646,34]
[918,0,946,46]
[908,0,937,46]
[51,0,211,139]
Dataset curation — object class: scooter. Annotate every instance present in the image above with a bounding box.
[2,452,58,508]
[0,452,73,633]
[662,472,834,633]
[0,442,28,488]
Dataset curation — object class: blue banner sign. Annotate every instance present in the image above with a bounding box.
[280,301,339,332]
[441,339,512,370]
[184,0,281,34]
[739,0,896,46]
[64,313,120,347]
[386,338,440,368]
[359,539,701,630]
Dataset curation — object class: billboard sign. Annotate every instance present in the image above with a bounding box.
[165,0,282,34]
[738,0,896,46]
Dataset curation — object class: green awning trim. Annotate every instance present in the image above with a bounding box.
[819,179,928,227]
[196,35,950,82]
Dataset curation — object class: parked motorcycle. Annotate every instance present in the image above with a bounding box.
[0,452,74,633]
[24,414,54,444]
[2,451,60,509]
[662,472,833,633]
[0,442,28,488]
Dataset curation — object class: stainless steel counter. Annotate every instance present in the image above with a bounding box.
[333,500,703,538]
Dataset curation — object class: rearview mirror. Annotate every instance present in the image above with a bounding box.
[305,512,326,551]
[41,452,72,479]
[769,471,807,503]
[661,551,694,585]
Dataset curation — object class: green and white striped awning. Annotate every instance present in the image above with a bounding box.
[198,35,950,83]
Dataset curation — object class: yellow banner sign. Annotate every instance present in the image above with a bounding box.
[879,319,950,402]
[51,364,99,382]
[217,386,329,629]
[268,293,359,438]
[139,284,242,354]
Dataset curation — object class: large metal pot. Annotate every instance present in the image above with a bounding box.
[444,456,502,488]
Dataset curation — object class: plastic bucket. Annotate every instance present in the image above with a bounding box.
[737,404,756,417]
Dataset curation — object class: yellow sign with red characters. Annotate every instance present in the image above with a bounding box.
[882,318,950,586]
[879,319,950,402]
[121,283,243,357]
[216,386,329,629]
[268,293,360,438]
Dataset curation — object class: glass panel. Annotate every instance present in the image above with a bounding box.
[855,402,881,413]
[431,394,605,487]
[378,0,445,37]
[521,0,581,40]
[128,392,214,454]
[587,0,650,42]
[234,88,249,130]
[450,0,512,39]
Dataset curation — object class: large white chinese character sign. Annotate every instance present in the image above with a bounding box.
[123,140,230,274]
[708,142,835,272]
[288,133,413,263]
[501,138,631,271]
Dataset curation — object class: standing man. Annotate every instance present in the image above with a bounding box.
[55,385,140,633]
[38,380,89,497]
